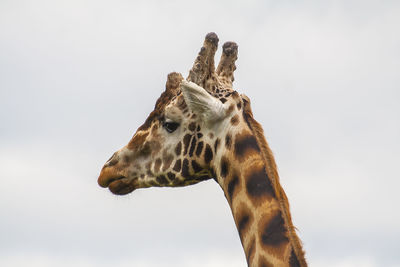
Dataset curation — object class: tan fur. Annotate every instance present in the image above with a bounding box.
[242,96,307,266]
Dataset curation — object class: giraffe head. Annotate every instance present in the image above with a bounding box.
[98,32,246,195]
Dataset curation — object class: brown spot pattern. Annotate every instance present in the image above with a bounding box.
[189,137,197,157]
[234,134,260,159]
[260,211,289,247]
[182,159,190,178]
[191,160,202,173]
[183,134,192,155]
[214,138,220,153]
[156,175,169,185]
[188,122,196,132]
[220,156,229,178]
[246,166,275,199]
[227,104,235,113]
[227,174,239,202]
[175,142,182,156]
[167,172,176,181]
[196,141,204,157]
[231,115,239,125]
[238,214,251,241]
[204,144,213,164]
[173,159,182,172]
[225,134,232,149]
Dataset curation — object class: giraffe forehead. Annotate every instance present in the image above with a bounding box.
[164,105,184,121]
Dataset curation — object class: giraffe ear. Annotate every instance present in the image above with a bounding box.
[180,80,227,121]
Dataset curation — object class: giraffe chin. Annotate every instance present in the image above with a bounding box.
[108,178,137,195]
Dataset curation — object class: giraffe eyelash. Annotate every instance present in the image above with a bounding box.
[162,119,180,133]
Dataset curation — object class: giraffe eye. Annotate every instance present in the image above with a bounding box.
[163,121,179,133]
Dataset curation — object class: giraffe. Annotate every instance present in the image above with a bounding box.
[98,32,307,267]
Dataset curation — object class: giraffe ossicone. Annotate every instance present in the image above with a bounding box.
[98,32,307,267]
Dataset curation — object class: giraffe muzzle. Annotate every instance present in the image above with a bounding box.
[98,151,124,187]
[98,165,139,195]
[98,165,124,186]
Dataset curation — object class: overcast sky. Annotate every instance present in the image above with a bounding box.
[1,0,399,266]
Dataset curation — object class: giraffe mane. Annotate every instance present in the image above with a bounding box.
[242,96,307,265]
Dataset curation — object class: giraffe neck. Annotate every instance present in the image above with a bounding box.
[212,129,306,266]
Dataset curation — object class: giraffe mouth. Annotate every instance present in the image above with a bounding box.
[98,168,138,195]
[108,176,138,195]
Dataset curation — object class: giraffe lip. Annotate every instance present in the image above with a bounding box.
[98,172,126,188]
[107,175,126,185]
[108,177,138,195]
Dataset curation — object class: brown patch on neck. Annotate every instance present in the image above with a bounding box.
[226,172,239,203]
[258,210,290,260]
[242,98,307,266]
[234,132,260,160]
[243,160,275,207]
[235,202,254,243]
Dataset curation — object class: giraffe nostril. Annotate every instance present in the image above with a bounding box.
[105,152,118,167]
[107,153,116,162]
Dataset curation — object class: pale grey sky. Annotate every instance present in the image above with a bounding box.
[1,0,399,266]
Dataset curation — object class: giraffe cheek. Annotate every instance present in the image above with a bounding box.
[149,140,163,157]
